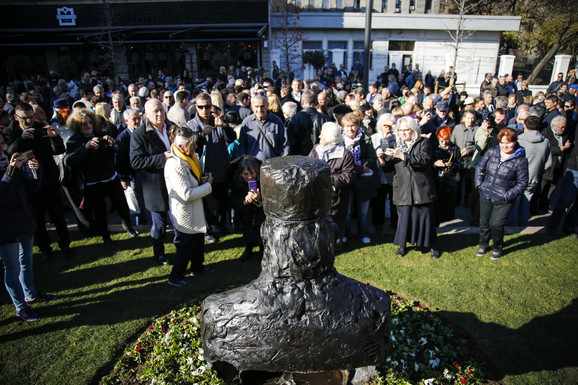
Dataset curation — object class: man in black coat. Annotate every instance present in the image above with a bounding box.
[3,102,71,261]
[539,115,571,211]
[286,89,328,156]
[130,99,173,265]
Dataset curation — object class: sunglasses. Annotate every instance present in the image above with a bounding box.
[197,105,212,110]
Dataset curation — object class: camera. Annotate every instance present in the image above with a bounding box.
[484,113,496,130]
[34,127,48,137]
[381,138,395,151]
[97,138,109,147]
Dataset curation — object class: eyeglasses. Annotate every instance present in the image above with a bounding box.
[164,96,173,99]
[564,105,573,108]
[398,129,412,132]
[197,105,212,110]
[16,114,34,121]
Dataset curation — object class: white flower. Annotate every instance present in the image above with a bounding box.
[198,348,204,354]
[197,365,206,375]
[419,337,427,345]
[187,357,195,365]
[198,354,204,361]
[424,378,435,385]
[392,318,399,325]
[429,357,440,368]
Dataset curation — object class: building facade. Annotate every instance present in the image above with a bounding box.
[1,0,520,92]
[269,0,521,93]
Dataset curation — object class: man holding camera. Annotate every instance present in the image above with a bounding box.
[186,93,236,237]
[3,102,71,261]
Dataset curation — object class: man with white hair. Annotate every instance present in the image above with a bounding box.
[110,93,125,129]
[116,108,147,226]
[130,99,174,265]
[238,94,290,161]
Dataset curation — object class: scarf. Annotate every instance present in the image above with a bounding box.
[344,130,363,165]
[396,136,417,154]
[315,144,339,162]
[171,144,202,181]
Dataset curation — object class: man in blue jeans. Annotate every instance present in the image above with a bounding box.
[130,99,173,265]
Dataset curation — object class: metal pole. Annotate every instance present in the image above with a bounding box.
[362,0,373,91]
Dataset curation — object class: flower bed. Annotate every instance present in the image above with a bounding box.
[102,293,486,385]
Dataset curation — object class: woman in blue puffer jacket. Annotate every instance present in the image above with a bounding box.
[475,127,528,259]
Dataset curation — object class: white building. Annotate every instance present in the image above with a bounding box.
[269,8,521,95]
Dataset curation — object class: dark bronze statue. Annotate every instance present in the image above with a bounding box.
[201,156,390,378]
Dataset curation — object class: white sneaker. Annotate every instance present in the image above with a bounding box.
[361,237,371,244]
[342,237,348,243]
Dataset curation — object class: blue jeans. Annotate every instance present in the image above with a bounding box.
[506,184,535,226]
[548,169,578,231]
[0,235,37,310]
[346,191,371,238]
[150,211,172,258]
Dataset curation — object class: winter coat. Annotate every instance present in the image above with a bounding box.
[308,144,357,218]
[0,163,38,242]
[517,130,551,186]
[541,126,569,181]
[129,120,173,212]
[226,156,265,244]
[386,137,437,206]
[287,107,328,156]
[475,145,528,204]
[164,147,212,234]
[65,131,118,184]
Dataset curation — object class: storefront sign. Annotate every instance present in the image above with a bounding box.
[56,7,77,26]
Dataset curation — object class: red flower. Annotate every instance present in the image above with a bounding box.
[455,364,460,368]
[461,379,467,384]
[418,305,423,308]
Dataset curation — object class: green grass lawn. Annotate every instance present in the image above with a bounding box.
[0,230,576,385]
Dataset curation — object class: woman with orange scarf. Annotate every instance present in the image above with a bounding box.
[164,126,214,287]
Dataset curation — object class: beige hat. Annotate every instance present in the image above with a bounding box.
[463,96,475,105]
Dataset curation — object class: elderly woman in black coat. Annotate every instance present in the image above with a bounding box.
[383,116,440,258]
[309,122,356,251]
[475,127,528,259]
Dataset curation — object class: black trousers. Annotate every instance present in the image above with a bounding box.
[32,186,70,254]
[171,229,205,280]
[84,177,131,238]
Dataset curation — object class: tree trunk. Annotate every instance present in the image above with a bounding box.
[528,24,568,84]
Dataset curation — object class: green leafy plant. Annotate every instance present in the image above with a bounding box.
[103,294,485,384]
[302,50,327,70]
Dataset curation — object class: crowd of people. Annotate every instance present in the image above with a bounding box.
[1,62,577,320]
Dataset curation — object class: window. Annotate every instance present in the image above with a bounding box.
[322,0,329,8]
[425,0,432,12]
[395,0,401,10]
[336,0,343,8]
[382,0,388,12]
[328,41,347,50]
[303,41,323,50]
[353,0,360,8]
[388,40,415,51]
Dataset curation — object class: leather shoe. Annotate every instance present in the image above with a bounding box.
[103,238,116,252]
[396,247,407,257]
[430,248,440,259]
[190,266,215,275]
[168,277,193,287]
[122,224,139,238]
[156,255,169,265]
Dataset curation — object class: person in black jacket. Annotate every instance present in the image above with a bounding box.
[227,156,265,261]
[475,128,528,259]
[65,110,137,252]
[287,89,328,156]
[384,116,440,258]
[432,125,461,226]
[0,137,56,321]
[3,102,71,262]
[130,99,173,265]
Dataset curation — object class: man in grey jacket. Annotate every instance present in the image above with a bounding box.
[507,116,552,225]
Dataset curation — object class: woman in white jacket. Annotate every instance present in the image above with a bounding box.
[164,126,213,287]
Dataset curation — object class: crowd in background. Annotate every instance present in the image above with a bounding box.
[1,61,577,319]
